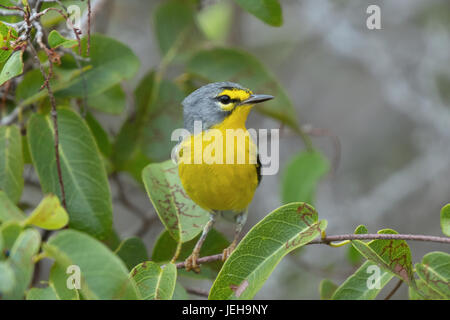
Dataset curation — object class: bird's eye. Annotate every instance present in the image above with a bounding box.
[217,95,231,104]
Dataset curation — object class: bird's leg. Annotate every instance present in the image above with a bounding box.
[222,212,247,261]
[185,214,216,273]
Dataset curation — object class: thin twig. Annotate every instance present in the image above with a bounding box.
[174,233,450,269]
[81,0,106,34]
[384,279,403,300]
[87,0,91,55]
[308,233,450,245]
[0,4,24,12]
[32,6,82,55]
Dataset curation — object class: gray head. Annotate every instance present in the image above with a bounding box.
[182,81,274,133]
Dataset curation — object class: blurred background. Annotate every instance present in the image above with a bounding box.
[26,0,450,299]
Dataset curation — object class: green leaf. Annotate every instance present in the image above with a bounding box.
[0,21,18,63]
[355,224,368,234]
[122,150,151,185]
[111,120,142,171]
[87,84,126,115]
[102,228,122,251]
[0,125,24,204]
[347,245,364,266]
[85,112,112,157]
[351,229,414,285]
[0,261,15,294]
[440,203,450,236]
[48,30,79,49]
[209,203,327,299]
[24,194,69,230]
[415,251,450,299]
[172,282,189,300]
[15,69,45,102]
[142,160,210,243]
[409,278,446,300]
[152,228,229,279]
[2,228,41,299]
[39,1,87,27]
[0,50,23,86]
[153,0,195,56]
[0,191,26,223]
[130,262,177,300]
[26,285,60,300]
[196,1,233,42]
[233,0,282,26]
[281,151,329,204]
[134,70,157,117]
[44,229,139,300]
[28,108,113,239]
[0,222,22,259]
[332,261,394,300]
[21,134,32,164]
[115,237,149,271]
[57,34,140,98]
[319,279,338,300]
[187,47,298,129]
[16,67,88,108]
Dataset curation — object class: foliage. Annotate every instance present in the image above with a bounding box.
[0,0,448,301]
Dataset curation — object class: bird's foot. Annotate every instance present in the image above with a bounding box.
[222,243,236,262]
[185,252,201,273]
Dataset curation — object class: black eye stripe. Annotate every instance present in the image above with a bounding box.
[216,95,239,104]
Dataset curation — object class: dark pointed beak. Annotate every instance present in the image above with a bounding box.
[240,94,274,105]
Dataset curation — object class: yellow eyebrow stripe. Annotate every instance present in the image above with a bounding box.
[218,88,252,101]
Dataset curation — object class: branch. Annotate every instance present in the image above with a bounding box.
[176,253,223,269]
[80,0,107,34]
[308,233,450,245]
[86,0,91,55]
[174,233,450,269]
[32,7,82,55]
[0,4,24,12]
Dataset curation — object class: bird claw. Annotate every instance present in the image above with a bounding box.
[185,252,201,273]
[222,243,236,262]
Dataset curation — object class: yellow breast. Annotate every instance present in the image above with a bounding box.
[178,106,259,212]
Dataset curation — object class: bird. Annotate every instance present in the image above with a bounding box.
[177,81,274,272]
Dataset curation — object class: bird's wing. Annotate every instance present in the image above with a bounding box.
[256,153,262,186]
